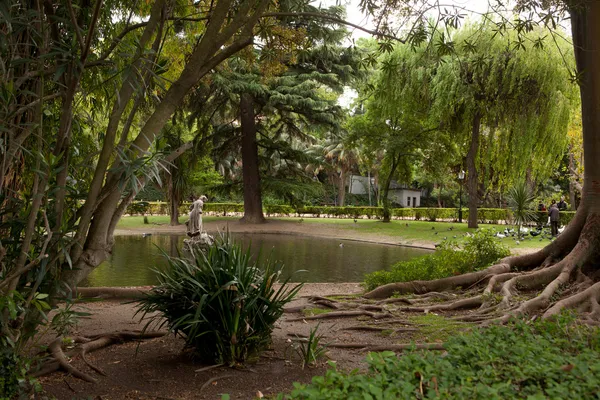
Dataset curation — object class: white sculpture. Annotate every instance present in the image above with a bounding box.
[187,195,208,237]
[185,195,213,250]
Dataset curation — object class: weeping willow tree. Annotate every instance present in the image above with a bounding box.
[433,25,574,227]
[379,23,574,227]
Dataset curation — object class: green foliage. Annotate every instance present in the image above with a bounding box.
[278,316,600,399]
[506,181,537,231]
[364,230,509,290]
[0,343,23,400]
[135,236,302,365]
[0,310,27,400]
[290,324,328,369]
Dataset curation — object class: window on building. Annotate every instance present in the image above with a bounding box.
[407,197,411,207]
[413,197,417,207]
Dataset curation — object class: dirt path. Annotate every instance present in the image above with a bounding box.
[38,283,451,400]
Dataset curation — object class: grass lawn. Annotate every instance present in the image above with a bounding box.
[280,217,551,250]
[118,215,551,251]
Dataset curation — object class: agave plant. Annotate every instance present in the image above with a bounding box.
[506,181,537,234]
[135,235,302,365]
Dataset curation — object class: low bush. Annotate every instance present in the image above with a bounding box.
[278,315,600,399]
[364,230,509,290]
[135,236,302,365]
[125,201,577,226]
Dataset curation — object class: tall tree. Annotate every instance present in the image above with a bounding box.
[380,24,573,227]
[189,8,365,221]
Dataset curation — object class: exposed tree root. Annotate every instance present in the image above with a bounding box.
[376,298,413,305]
[396,296,483,313]
[543,281,600,319]
[200,374,234,391]
[73,286,151,299]
[339,325,419,334]
[48,338,97,383]
[31,330,167,382]
[323,342,445,352]
[363,262,513,299]
[286,310,392,322]
[359,211,600,324]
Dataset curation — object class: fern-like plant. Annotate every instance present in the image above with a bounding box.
[135,235,302,365]
[506,181,537,234]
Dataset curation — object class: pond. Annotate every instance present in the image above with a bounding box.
[80,233,431,287]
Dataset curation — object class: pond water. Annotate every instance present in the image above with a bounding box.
[80,233,431,287]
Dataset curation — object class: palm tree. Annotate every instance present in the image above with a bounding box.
[320,137,360,206]
[506,181,537,235]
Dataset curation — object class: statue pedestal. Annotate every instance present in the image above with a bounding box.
[183,231,214,253]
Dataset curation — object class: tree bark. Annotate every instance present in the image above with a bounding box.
[381,154,400,223]
[572,1,600,216]
[569,148,578,210]
[239,92,266,224]
[338,169,346,206]
[466,111,481,228]
[367,170,372,206]
[169,189,180,226]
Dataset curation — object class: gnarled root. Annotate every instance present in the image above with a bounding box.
[363,262,513,299]
[31,330,167,382]
[361,211,600,323]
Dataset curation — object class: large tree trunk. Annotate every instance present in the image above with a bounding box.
[239,92,266,224]
[466,111,481,228]
[569,149,578,210]
[169,197,180,226]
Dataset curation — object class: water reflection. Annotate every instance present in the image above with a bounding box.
[81,233,430,287]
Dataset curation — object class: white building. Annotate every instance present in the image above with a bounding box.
[348,175,422,207]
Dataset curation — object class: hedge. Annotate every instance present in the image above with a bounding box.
[124,202,576,225]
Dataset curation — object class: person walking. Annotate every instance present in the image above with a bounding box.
[548,200,560,237]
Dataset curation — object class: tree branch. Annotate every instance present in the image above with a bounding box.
[262,11,404,42]
[81,0,104,64]
[66,0,85,53]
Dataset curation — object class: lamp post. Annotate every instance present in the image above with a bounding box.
[458,170,465,223]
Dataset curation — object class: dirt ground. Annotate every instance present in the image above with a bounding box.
[36,219,518,399]
[37,283,441,400]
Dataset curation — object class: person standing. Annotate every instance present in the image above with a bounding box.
[548,200,560,237]
[557,196,568,211]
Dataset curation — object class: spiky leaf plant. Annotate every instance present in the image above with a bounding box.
[135,235,302,365]
[506,181,537,234]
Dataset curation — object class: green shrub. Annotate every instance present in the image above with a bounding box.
[364,230,509,290]
[0,342,21,399]
[278,315,600,399]
[126,201,577,226]
[135,236,302,365]
[265,204,295,215]
[127,201,150,215]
